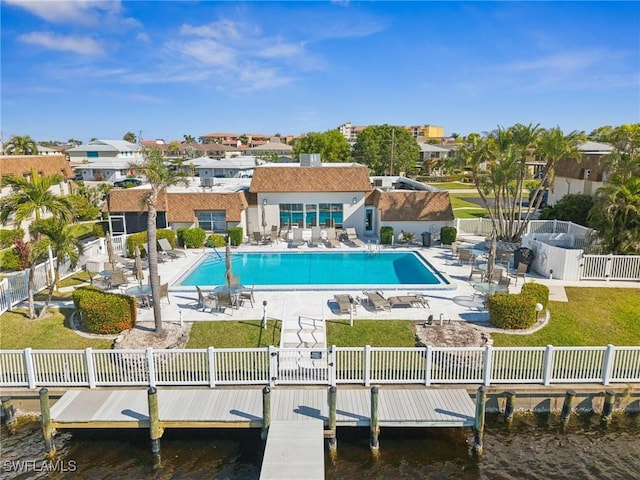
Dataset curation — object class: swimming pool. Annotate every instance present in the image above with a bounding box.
[175,251,451,290]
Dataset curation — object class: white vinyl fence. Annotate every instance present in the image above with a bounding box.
[1,345,638,389]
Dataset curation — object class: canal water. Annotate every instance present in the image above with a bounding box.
[1,413,638,479]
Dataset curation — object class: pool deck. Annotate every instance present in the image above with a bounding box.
[116,236,638,326]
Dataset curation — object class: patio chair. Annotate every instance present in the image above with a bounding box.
[333,294,355,314]
[449,242,459,261]
[109,270,128,291]
[388,294,430,309]
[345,228,365,248]
[514,262,527,285]
[469,260,484,282]
[489,267,504,283]
[289,228,305,248]
[308,226,323,247]
[238,285,255,307]
[85,260,103,287]
[196,286,217,313]
[252,231,264,245]
[158,238,187,259]
[323,227,341,248]
[159,283,170,304]
[216,291,235,315]
[498,276,511,293]
[363,291,391,312]
[269,225,279,243]
[458,248,474,265]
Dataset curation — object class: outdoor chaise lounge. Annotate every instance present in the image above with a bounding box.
[363,291,391,311]
[289,228,305,248]
[323,227,341,248]
[345,228,365,247]
[158,238,187,258]
[308,226,323,247]
[333,294,355,314]
[388,294,430,309]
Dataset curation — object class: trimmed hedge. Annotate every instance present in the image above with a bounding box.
[206,234,226,248]
[228,226,243,246]
[486,293,537,329]
[93,222,107,238]
[0,229,24,248]
[440,226,457,245]
[178,227,206,248]
[520,282,550,309]
[0,248,20,271]
[380,226,394,245]
[126,229,176,257]
[72,286,136,334]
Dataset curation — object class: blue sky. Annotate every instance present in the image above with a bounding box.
[1,1,638,143]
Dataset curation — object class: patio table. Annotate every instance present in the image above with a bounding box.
[472,282,508,297]
[125,284,152,308]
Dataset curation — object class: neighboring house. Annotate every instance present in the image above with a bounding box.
[200,132,272,148]
[37,145,66,155]
[244,137,294,159]
[548,141,615,206]
[418,143,453,174]
[140,141,242,159]
[0,154,75,233]
[104,163,455,242]
[194,156,263,181]
[68,139,145,182]
[71,158,139,183]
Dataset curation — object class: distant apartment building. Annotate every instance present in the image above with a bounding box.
[199,132,273,148]
[338,122,445,141]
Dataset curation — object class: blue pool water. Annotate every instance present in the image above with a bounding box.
[177,251,449,289]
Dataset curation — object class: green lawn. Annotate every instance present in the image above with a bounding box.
[187,319,282,348]
[326,319,415,347]
[492,287,640,347]
[426,182,476,190]
[0,310,113,350]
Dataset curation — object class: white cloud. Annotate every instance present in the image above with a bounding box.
[18,32,104,55]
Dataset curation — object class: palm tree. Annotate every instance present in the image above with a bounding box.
[31,218,84,318]
[183,134,196,143]
[129,148,190,333]
[4,134,38,155]
[0,168,73,227]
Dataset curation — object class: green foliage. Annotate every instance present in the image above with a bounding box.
[93,222,107,238]
[179,227,206,248]
[418,174,466,184]
[206,234,226,248]
[67,194,101,221]
[73,286,136,334]
[539,194,593,227]
[520,282,550,309]
[228,226,243,246]
[352,124,420,175]
[486,293,537,329]
[187,320,282,348]
[127,229,176,256]
[3,134,38,155]
[380,226,394,245]
[0,229,24,248]
[440,226,457,244]
[293,130,352,163]
[0,248,20,271]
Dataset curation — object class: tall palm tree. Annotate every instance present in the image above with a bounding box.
[129,148,190,333]
[0,168,73,227]
[4,134,38,155]
[31,218,84,318]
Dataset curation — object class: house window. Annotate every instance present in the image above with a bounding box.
[196,211,226,232]
[319,203,343,228]
[87,151,98,158]
[279,203,304,228]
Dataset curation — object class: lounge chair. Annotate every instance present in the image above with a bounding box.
[345,228,365,248]
[363,291,391,312]
[289,228,305,248]
[323,227,341,248]
[388,294,430,309]
[158,238,187,258]
[333,294,355,314]
[308,226,323,247]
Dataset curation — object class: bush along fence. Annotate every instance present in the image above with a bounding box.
[1,345,638,389]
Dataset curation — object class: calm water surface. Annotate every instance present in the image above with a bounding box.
[1,413,638,479]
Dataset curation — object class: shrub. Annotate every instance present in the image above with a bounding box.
[380,226,394,245]
[0,229,24,248]
[72,286,136,334]
[0,248,20,271]
[486,292,537,329]
[126,229,176,257]
[67,194,101,221]
[206,234,226,248]
[93,222,107,238]
[178,227,206,248]
[520,282,550,309]
[440,226,457,245]
[228,226,243,246]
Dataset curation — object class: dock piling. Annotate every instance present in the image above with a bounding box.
[601,390,615,422]
[504,390,516,425]
[147,386,163,464]
[39,388,56,457]
[370,386,380,456]
[473,385,486,456]
[2,396,17,430]
[561,389,576,425]
[261,386,271,441]
[328,386,337,454]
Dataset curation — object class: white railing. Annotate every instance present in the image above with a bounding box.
[581,254,640,281]
[2,345,638,389]
[455,218,594,239]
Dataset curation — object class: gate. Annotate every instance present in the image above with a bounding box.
[273,347,330,385]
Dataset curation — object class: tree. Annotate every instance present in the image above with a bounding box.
[123,132,137,143]
[128,148,190,333]
[4,134,38,155]
[183,134,196,143]
[539,193,594,227]
[30,218,84,318]
[589,175,640,254]
[293,130,352,163]
[352,124,420,175]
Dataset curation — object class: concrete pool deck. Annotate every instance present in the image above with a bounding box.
[124,237,638,326]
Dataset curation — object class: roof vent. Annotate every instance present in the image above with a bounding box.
[299,153,321,167]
